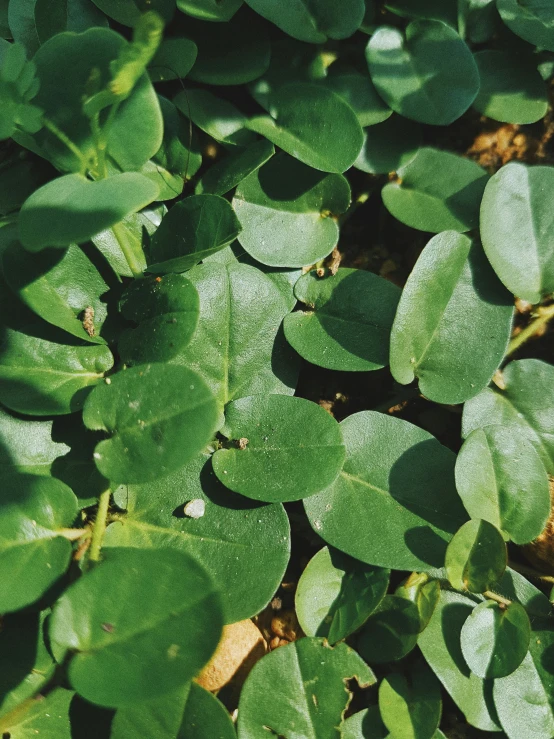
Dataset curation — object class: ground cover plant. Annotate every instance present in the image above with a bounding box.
[1,0,554,736]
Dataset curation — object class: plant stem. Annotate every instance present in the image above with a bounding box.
[507,303,554,357]
[112,221,146,277]
[42,117,89,173]
[483,590,512,607]
[89,489,111,564]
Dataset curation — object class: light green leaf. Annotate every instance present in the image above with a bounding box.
[196,139,274,196]
[379,660,442,739]
[0,687,73,738]
[445,520,507,593]
[0,405,69,476]
[174,88,255,147]
[323,66,392,127]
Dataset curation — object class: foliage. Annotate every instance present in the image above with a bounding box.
[0,1,553,737]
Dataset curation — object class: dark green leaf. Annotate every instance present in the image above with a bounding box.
[455,425,551,544]
[178,683,236,739]
[247,83,364,173]
[284,268,401,371]
[460,600,531,678]
[148,37,197,82]
[395,573,440,632]
[49,547,223,707]
[379,660,442,739]
[233,153,351,267]
[83,363,220,485]
[18,173,159,252]
[445,520,507,593]
[8,0,40,57]
[175,88,255,147]
[323,67,392,127]
[382,148,489,233]
[366,21,479,125]
[304,411,467,571]
[212,394,345,502]
[195,139,274,196]
[0,40,43,140]
[237,638,375,739]
[106,452,290,623]
[357,595,420,663]
[0,473,77,613]
[90,0,175,26]
[34,0,108,44]
[148,194,241,274]
[354,115,421,175]
[497,0,554,52]
[0,326,114,415]
[390,232,513,404]
[177,0,243,22]
[480,162,554,303]
[341,706,388,739]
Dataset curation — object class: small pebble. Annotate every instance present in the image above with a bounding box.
[183,499,206,519]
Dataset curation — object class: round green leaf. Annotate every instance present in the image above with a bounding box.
[284,268,400,370]
[247,83,364,174]
[111,685,189,739]
[323,67,392,127]
[379,660,442,739]
[357,595,421,663]
[3,241,109,344]
[497,0,554,52]
[304,411,467,571]
[174,88,255,147]
[49,547,223,708]
[34,0,108,44]
[295,546,389,644]
[179,261,299,406]
[177,0,243,22]
[0,687,73,738]
[18,173,159,252]
[462,359,554,474]
[0,405,69,476]
[366,21,479,125]
[118,274,200,365]
[0,326,114,416]
[0,473,77,613]
[83,363,220,485]
[187,7,270,85]
[354,115,421,175]
[243,0,364,43]
[148,37,198,82]
[212,394,345,502]
[445,520,507,593]
[237,638,375,739]
[233,153,351,267]
[382,148,489,233]
[148,194,242,274]
[395,573,440,632]
[460,600,531,679]
[390,232,513,404]
[341,706,388,739]
[455,425,551,545]
[178,683,236,739]
[105,452,290,623]
[480,162,554,303]
[473,50,548,124]
[196,139,275,197]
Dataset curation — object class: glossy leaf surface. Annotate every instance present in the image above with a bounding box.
[445,519,507,593]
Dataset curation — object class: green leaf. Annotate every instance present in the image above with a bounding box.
[111,685,189,739]
[480,162,554,303]
[0,687,73,738]
[106,452,290,623]
[284,268,400,371]
[473,50,548,124]
[366,21,479,125]
[341,706,389,739]
[180,261,300,406]
[382,148,489,233]
[354,115,421,175]
[460,600,531,679]
[379,660,442,739]
[323,66,392,127]
[174,88,255,147]
[295,546,389,644]
[357,595,420,663]
[0,326,114,415]
[3,241,109,344]
[90,0,175,26]
[177,0,243,22]
[33,0,108,44]
[305,411,467,571]
[0,472,77,613]
[147,194,242,274]
[242,0,365,43]
[0,405,69,476]
[212,394,345,503]
[390,232,513,404]
[445,520,507,593]
[455,425,551,544]
[148,37,197,82]
[233,153,351,267]
[385,0,458,25]
[83,363,220,485]
[18,173,159,252]
[0,40,43,140]
[237,638,375,739]
[419,589,502,732]
[247,83,364,173]
[497,0,554,52]
[49,547,223,708]
[178,683,236,739]
[462,359,554,474]
[7,0,40,57]
[395,573,440,632]
[186,7,270,86]
[196,139,274,196]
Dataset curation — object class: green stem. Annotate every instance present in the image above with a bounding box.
[90,112,107,179]
[112,221,146,277]
[507,303,554,357]
[42,117,89,173]
[483,590,512,607]
[89,489,111,564]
